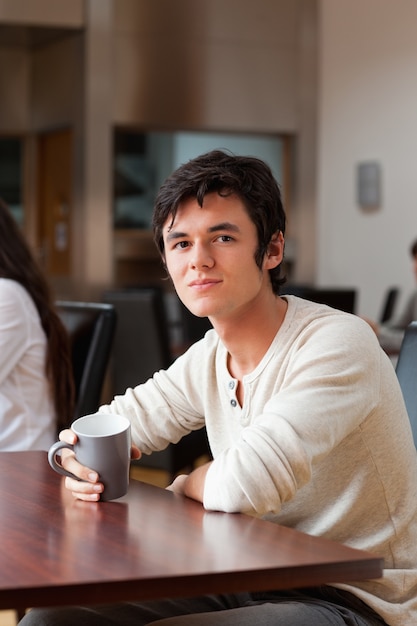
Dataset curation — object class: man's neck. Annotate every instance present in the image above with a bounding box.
[211,294,288,381]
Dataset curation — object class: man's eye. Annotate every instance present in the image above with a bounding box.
[174,241,189,249]
[217,235,233,243]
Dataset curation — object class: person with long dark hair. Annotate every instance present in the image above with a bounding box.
[0,198,74,449]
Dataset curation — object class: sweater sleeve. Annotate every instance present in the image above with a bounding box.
[99,337,210,455]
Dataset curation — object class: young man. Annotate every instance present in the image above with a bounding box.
[22,151,417,625]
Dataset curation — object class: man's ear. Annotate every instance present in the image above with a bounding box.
[264,231,284,269]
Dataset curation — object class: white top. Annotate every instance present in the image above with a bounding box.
[102,296,417,625]
[0,278,56,450]
[379,289,417,353]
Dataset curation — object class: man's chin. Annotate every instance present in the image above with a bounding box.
[188,308,211,319]
[180,295,218,319]
[184,302,214,319]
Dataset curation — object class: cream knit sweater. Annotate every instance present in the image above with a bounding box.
[102,296,417,625]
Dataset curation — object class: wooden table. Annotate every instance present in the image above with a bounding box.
[0,451,383,610]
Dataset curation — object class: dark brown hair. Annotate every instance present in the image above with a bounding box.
[152,150,287,294]
[0,199,74,431]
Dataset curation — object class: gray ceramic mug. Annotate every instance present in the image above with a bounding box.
[48,412,131,501]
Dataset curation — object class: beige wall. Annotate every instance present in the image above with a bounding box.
[79,0,114,299]
[4,0,416,316]
[31,34,83,130]
[112,0,299,132]
[318,0,417,316]
[0,48,29,132]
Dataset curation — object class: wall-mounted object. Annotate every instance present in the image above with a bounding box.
[357,161,381,211]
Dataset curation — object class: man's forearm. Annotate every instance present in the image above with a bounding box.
[182,461,211,502]
[167,461,212,502]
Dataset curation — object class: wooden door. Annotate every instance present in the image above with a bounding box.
[37,130,72,276]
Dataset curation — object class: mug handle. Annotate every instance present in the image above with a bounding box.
[47,440,77,478]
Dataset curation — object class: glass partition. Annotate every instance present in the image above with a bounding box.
[113,130,285,230]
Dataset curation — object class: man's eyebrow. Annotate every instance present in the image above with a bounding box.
[208,222,240,234]
[166,230,187,242]
[165,222,240,241]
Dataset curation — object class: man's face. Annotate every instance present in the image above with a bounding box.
[162,192,283,322]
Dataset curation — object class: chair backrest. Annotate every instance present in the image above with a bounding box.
[379,287,399,323]
[103,288,172,395]
[395,321,417,448]
[178,299,213,344]
[56,301,117,423]
[103,288,211,479]
[283,285,357,314]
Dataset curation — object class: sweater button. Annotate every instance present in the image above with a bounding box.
[230,399,237,407]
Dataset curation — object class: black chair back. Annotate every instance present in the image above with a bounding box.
[179,300,213,345]
[56,301,117,423]
[103,288,172,394]
[103,288,211,480]
[379,287,399,323]
[283,285,357,314]
[395,321,417,448]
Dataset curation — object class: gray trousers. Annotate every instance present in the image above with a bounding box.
[20,587,387,626]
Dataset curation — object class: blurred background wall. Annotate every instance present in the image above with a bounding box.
[318,0,417,317]
[0,0,415,319]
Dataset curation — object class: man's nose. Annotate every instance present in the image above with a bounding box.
[190,243,214,269]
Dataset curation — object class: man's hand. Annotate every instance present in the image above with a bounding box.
[166,474,189,494]
[166,461,212,503]
[58,428,141,502]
